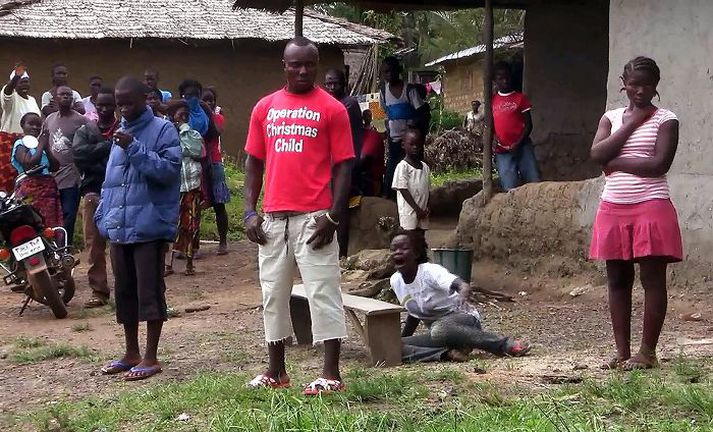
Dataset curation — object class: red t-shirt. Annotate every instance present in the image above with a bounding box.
[207,112,224,164]
[245,87,355,212]
[492,91,532,153]
[361,127,385,180]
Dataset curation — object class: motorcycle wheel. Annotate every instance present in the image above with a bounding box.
[28,270,68,319]
[60,274,76,304]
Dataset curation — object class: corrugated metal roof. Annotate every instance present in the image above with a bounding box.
[425,32,522,66]
[0,0,392,45]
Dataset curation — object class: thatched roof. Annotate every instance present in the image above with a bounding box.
[233,0,528,12]
[0,0,394,45]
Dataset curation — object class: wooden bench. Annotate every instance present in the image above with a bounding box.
[290,284,405,366]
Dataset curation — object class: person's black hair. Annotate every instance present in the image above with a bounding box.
[390,229,429,264]
[325,68,346,83]
[494,61,511,75]
[621,56,661,100]
[286,36,317,49]
[404,125,424,142]
[97,86,115,96]
[622,56,660,83]
[362,108,372,124]
[145,69,159,77]
[166,99,189,118]
[178,79,203,98]
[148,87,163,100]
[50,63,66,75]
[202,86,218,101]
[177,79,218,140]
[116,76,149,96]
[382,55,402,71]
[89,75,103,82]
[20,112,40,127]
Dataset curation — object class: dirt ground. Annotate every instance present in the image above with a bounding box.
[1,230,713,422]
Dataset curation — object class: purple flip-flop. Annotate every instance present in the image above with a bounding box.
[101,360,138,375]
[124,365,162,381]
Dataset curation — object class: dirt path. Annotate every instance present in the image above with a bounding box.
[1,239,712,421]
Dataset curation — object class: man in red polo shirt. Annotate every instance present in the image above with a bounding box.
[243,37,354,396]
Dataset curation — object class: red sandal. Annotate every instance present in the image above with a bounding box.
[303,377,345,396]
[247,373,291,389]
[506,340,532,357]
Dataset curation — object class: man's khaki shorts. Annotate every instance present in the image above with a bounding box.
[258,210,347,344]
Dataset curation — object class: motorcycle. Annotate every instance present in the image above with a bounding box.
[0,165,77,319]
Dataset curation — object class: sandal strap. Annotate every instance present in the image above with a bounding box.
[305,377,343,392]
[249,374,276,388]
[248,373,288,388]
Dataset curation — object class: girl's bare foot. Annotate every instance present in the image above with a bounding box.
[601,355,630,370]
[622,352,657,370]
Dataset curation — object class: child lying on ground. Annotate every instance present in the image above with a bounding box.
[389,230,531,362]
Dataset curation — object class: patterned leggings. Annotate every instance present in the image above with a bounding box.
[402,312,510,362]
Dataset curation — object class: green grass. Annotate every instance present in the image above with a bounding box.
[431,168,483,187]
[8,337,96,365]
[200,159,247,242]
[9,359,713,431]
[71,322,92,333]
[75,303,114,319]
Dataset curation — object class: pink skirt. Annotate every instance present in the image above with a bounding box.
[589,199,683,262]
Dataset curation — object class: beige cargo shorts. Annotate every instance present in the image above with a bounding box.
[258,210,347,344]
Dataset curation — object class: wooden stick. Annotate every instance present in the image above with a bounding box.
[482,0,495,199]
[294,0,304,37]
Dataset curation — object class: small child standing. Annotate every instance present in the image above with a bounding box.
[391,128,430,260]
[164,100,204,276]
[492,61,540,191]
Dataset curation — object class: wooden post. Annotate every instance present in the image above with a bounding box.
[482,0,495,198]
[295,0,304,37]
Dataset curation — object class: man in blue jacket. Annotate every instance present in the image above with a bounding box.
[95,76,181,381]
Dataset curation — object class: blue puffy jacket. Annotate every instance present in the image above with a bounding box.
[95,107,181,244]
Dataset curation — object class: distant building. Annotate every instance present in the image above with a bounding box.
[425,33,523,115]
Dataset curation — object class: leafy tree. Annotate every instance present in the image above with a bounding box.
[313,3,524,66]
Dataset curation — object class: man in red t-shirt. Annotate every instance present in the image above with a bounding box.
[492,61,540,191]
[243,37,354,396]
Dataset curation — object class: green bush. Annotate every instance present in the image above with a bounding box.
[200,158,247,241]
[428,94,463,132]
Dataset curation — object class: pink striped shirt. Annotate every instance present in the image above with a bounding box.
[601,107,678,204]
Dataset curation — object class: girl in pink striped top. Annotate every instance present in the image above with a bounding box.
[590,57,681,371]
